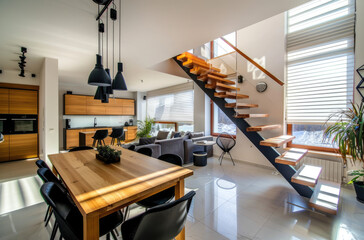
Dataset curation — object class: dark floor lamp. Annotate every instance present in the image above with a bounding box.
[0,132,4,143]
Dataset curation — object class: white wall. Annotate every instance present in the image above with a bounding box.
[39,58,59,164]
[0,70,39,86]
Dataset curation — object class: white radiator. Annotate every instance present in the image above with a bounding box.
[297,156,343,183]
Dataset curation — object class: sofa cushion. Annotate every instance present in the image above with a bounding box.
[156,131,169,140]
[139,137,156,145]
[182,131,191,140]
[190,132,204,139]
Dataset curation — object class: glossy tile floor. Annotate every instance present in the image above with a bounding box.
[1,157,363,240]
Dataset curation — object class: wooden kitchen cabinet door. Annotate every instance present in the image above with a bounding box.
[65,95,87,115]
[0,135,10,162]
[9,134,38,160]
[122,99,135,115]
[0,88,9,114]
[9,89,38,114]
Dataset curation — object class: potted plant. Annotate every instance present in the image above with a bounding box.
[324,101,364,202]
[96,145,121,164]
[137,116,155,138]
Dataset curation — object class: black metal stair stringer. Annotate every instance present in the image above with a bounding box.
[173,57,313,198]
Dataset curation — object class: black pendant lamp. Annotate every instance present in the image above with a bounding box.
[105,69,113,94]
[104,8,113,95]
[113,0,127,90]
[88,5,111,87]
[94,86,105,100]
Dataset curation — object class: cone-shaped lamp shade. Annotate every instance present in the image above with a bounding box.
[88,54,111,86]
[105,69,114,94]
[112,62,127,90]
[94,86,105,100]
[102,92,109,103]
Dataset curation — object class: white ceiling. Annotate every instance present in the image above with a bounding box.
[0,0,308,91]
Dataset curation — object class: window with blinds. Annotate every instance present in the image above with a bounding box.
[146,90,194,123]
[286,0,355,149]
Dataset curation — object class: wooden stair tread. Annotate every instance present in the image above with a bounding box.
[247,124,281,132]
[190,66,220,75]
[260,135,295,147]
[225,103,258,109]
[309,180,341,215]
[203,74,235,85]
[214,92,249,99]
[291,164,322,187]
[183,59,220,72]
[275,148,308,166]
[234,114,268,118]
[177,52,207,63]
[214,82,240,91]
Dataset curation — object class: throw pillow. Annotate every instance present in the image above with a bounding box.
[173,132,181,138]
[190,132,204,139]
[156,130,169,140]
[139,137,156,145]
[182,131,191,140]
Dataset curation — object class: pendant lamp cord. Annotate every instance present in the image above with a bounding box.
[119,0,121,62]
[98,4,100,55]
[106,6,108,68]
[112,0,115,77]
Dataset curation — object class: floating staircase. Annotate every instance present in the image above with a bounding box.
[174,52,341,214]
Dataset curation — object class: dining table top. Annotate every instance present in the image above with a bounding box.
[48,147,193,216]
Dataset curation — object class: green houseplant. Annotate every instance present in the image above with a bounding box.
[136,116,155,138]
[96,145,121,164]
[324,101,364,202]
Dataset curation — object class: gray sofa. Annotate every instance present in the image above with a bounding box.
[129,132,214,165]
[134,144,161,158]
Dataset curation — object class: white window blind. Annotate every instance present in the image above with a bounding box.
[286,0,355,124]
[146,90,194,122]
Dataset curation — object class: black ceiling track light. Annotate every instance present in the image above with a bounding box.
[18,47,27,77]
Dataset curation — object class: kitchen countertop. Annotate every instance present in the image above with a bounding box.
[65,125,136,130]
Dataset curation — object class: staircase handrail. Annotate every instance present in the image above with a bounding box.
[220,37,284,86]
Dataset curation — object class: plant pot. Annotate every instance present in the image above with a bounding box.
[353,181,364,203]
[96,154,120,164]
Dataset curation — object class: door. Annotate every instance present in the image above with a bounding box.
[0,135,10,162]
[122,99,135,115]
[65,95,87,115]
[9,133,38,160]
[9,89,38,114]
[0,88,9,114]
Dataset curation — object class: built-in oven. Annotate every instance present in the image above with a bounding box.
[0,115,11,134]
[10,115,38,134]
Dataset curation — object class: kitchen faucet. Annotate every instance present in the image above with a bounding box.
[94,117,97,127]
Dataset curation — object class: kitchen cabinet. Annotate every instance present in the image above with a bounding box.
[0,135,10,162]
[9,133,38,160]
[125,126,137,142]
[9,89,38,114]
[0,88,9,114]
[64,94,135,116]
[64,95,87,115]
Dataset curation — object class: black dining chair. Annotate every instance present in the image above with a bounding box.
[121,191,195,240]
[216,132,236,166]
[36,159,50,170]
[68,146,94,152]
[92,130,108,147]
[110,128,124,146]
[40,182,123,240]
[136,154,183,209]
[37,168,69,229]
[35,160,57,228]
[136,147,153,157]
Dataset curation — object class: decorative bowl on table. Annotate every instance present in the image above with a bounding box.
[96,146,121,164]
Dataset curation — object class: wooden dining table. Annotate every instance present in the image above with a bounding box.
[48,147,193,240]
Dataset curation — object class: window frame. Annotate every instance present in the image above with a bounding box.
[210,100,236,138]
[286,124,338,153]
